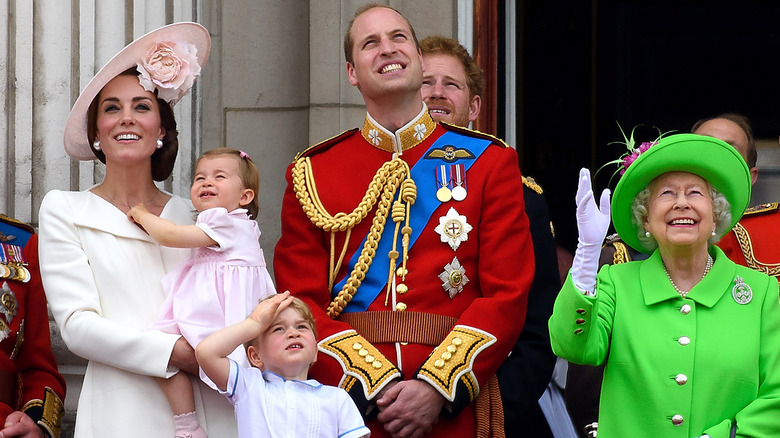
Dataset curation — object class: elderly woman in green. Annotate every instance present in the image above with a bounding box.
[550,133,780,438]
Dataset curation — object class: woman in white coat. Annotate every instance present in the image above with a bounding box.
[38,23,237,438]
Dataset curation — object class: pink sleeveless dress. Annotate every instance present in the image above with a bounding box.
[152,207,276,372]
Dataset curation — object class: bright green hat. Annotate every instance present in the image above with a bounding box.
[611,133,751,254]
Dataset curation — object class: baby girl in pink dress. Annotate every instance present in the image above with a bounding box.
[129,148,276,438]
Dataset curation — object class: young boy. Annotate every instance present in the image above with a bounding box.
[196,291,370,438]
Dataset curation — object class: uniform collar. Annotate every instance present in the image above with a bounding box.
[641,246,737,308]
[361,103,436,156]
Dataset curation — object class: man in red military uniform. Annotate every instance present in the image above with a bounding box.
[274,4,533,438]
[690,114,780,283]
[0,215,65,438]
[716,202,780,281]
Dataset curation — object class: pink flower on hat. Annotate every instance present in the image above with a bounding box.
[597,123,674,182]
[137,41,201,104]
[619,141,655,175]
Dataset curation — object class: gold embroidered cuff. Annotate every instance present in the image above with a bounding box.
[318,330,400,400]
[23,387,64,438]
[416,325,496,402]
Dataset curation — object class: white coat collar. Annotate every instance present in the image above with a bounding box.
[72,191,194,242]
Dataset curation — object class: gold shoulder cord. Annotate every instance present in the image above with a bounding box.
[611,241,632,264]
[292,156,416,318]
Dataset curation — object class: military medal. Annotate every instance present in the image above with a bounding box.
[732,276,753,304]
[1,243,30,283]
[0,282,16,342]
[434,208,472,251]
[439,256,469,298]
[0,282,17,321]
[436,164,452,202]
[451,164,467,201]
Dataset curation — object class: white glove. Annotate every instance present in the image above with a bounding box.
[571,168,611,294]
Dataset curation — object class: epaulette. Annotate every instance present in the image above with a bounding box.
[0,214,34,247]
[0,214,34,234]
[293,128,360,162]
[743,202,780,217]
[604,233,623,245]
[522,176,543,195]
[439,122,509,148]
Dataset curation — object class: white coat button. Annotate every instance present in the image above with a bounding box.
[675,374,688,385]
[680,304,691,314]
[671,414,684,426]
[678,336,690,346]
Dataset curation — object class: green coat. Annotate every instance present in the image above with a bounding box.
[550,247,780,438]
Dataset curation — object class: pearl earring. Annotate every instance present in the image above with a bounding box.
[93,140,101,151]
[711,229,716,236]
[645,230,650,238]
[156,138,164,149]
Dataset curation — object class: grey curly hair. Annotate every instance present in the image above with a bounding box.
[631,182,731,251]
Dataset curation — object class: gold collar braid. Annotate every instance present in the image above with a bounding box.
[361,105,436,155]
[292,156,417,318]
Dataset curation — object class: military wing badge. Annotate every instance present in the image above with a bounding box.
[424,145,475,163]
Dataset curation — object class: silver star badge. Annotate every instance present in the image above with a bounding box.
[439,256,469,298]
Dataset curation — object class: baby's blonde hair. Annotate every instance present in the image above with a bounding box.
[198,148,260,219]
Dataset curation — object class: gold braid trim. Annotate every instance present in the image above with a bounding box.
[292,156,415,318]
[733,223,780,277]
[318,330,401,399]
[416,325,497,402]
[22,387,64,438]
[611,241,632,265]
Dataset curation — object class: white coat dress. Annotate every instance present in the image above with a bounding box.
[38,190,237,438]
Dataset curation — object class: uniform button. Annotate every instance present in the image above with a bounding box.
[395,302,407,311]
[671,414,684,426]
[358,348,369,357]
[365,355,375,363]
[396,267,408,277]
[678,336,690,346]
[372,361,383,369]
[680,304,691,314]
[441,351,452,360]
[396,284,409,295]
[675,374,688,385]
[435,359,445,368]
[352,342,363,350]
[452,337,463,346]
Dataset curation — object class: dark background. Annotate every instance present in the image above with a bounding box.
[504,0,780,254]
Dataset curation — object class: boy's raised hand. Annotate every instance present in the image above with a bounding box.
[248,291,293,331]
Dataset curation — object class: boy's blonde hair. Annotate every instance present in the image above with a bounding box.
[198,147,260,219]
[244,294,317,352]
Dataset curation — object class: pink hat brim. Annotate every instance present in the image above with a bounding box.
[63,22,211,160]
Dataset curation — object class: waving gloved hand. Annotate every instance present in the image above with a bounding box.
[570,168,611,294]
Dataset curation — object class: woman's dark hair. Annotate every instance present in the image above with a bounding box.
[86,67,179,181]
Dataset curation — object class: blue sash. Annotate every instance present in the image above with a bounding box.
[333,131,491,313]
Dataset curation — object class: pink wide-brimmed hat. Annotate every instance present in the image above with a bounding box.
[63,22,211,160]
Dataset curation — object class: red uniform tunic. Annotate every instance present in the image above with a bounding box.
[274,110,533,437]
[717,202,780,282]
[0,216,65,437]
